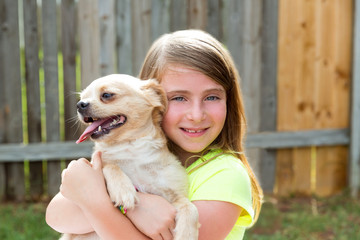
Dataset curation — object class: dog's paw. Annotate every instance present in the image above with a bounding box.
[174,224,199,240]
[173,202,199,240]
[108,183,138,209]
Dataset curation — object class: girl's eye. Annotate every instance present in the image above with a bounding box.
[206,96,220,101]
[101,92,114,100]
[171,96,185,102]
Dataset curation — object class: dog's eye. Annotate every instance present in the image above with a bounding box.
[101,92,114,101]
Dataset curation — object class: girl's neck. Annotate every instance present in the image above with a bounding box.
[174,146,211,168]
[172,145,197,167]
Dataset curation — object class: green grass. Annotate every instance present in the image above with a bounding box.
[0,203,61,240]
[244,191,360,240]
[0,192,359,240]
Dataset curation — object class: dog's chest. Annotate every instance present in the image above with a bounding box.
[102,153,162,191]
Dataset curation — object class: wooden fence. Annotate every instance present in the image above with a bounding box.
[0,0,359,202]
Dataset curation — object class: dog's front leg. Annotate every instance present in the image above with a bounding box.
[102,164,138,210]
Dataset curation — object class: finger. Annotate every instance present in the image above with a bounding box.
[61,169,67,179]
[78,158,91,166]
[160,228,174,240]
[92,151,103,170]
[151,234,164,240]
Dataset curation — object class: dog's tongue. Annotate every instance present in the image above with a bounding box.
[76,118,108,144]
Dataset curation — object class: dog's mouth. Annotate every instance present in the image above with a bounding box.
[76,115,127,144]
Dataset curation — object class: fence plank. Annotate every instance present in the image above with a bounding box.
[170,0,187,31]
[259,0,279,193]
[151,0,171,41]
[115,0,132,75]
[0,0,24,201]
[188,0,207,30]
[23,0,43,200]
[78,0,100,87]
[62,0,80,141]
[207,0,222,40]
[246,129,349,149]
[0,129,350,162]
[131,0,152,75]
[350,0,360,198]
[42,0,61,198]
[99,0,115,76]
[0,0,7,200]
[0,141,94,162]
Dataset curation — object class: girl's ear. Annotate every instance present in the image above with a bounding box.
[140,79,168,114]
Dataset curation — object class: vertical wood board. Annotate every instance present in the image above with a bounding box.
[151,0,171,41]
[170,0,187,31]
[131,0,151,75]
[42,0,61,198]
[99,0,115,76]
[349,0,360,197]
[61,0,80,141]
[0,0,24,201]
[188,0,207,30]
[78,0,100,87]
[24,0,43,200]
[259,0,278,192]
[115,0,132,75]
[207,0,222,40]
[276,0,352,196]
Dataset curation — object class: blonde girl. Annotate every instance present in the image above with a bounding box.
[140,29,263,239]
[46,29,262,240]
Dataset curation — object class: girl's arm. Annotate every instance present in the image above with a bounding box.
[193,200,242,240]
[46,151,240,239]
[46,192,93,234]
[46,151,176,240]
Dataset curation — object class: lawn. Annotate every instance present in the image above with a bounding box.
[245,191,360,240]
[0,203,61,240]
[0,191,359,240]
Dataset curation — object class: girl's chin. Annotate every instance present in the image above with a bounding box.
[178,144,209,155]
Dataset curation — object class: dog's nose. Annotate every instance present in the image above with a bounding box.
[77,101,89,110]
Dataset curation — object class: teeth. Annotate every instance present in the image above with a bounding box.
[186,129,202,133]
[109,119,117,127]
[98,126,102,132]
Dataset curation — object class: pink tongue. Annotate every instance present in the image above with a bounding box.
[76,118,108,144]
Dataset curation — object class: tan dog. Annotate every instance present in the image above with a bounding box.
[60,74,198,240]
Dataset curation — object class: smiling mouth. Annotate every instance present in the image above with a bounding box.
[76,115,127,143]
[182,128,207,133]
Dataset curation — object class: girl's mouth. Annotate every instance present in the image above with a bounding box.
[181,128,208,134]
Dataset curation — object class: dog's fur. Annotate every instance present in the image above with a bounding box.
[60,74,199,240]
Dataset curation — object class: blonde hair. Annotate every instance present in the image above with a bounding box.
[139,29,263,224]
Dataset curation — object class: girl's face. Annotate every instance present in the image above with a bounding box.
[160,66,227,163]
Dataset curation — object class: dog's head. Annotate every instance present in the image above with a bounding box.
[76,74,166,145]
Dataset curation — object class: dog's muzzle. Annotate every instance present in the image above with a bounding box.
[77,101,89,115]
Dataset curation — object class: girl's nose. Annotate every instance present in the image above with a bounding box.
[187,102,206,122]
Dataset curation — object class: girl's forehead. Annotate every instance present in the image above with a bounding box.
[161,67,225,93]
[166,65,193,73]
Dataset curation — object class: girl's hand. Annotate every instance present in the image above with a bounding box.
[60,151,109,207]
[126,192,177,240]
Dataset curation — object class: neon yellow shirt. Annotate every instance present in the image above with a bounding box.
[186,149,254,240]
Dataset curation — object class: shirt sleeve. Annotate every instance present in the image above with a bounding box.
[187,155,254,226]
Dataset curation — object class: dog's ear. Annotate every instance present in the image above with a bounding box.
[141,79,168,127]
[140,79,167,114]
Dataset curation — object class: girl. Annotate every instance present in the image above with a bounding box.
[46,29,263,240]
